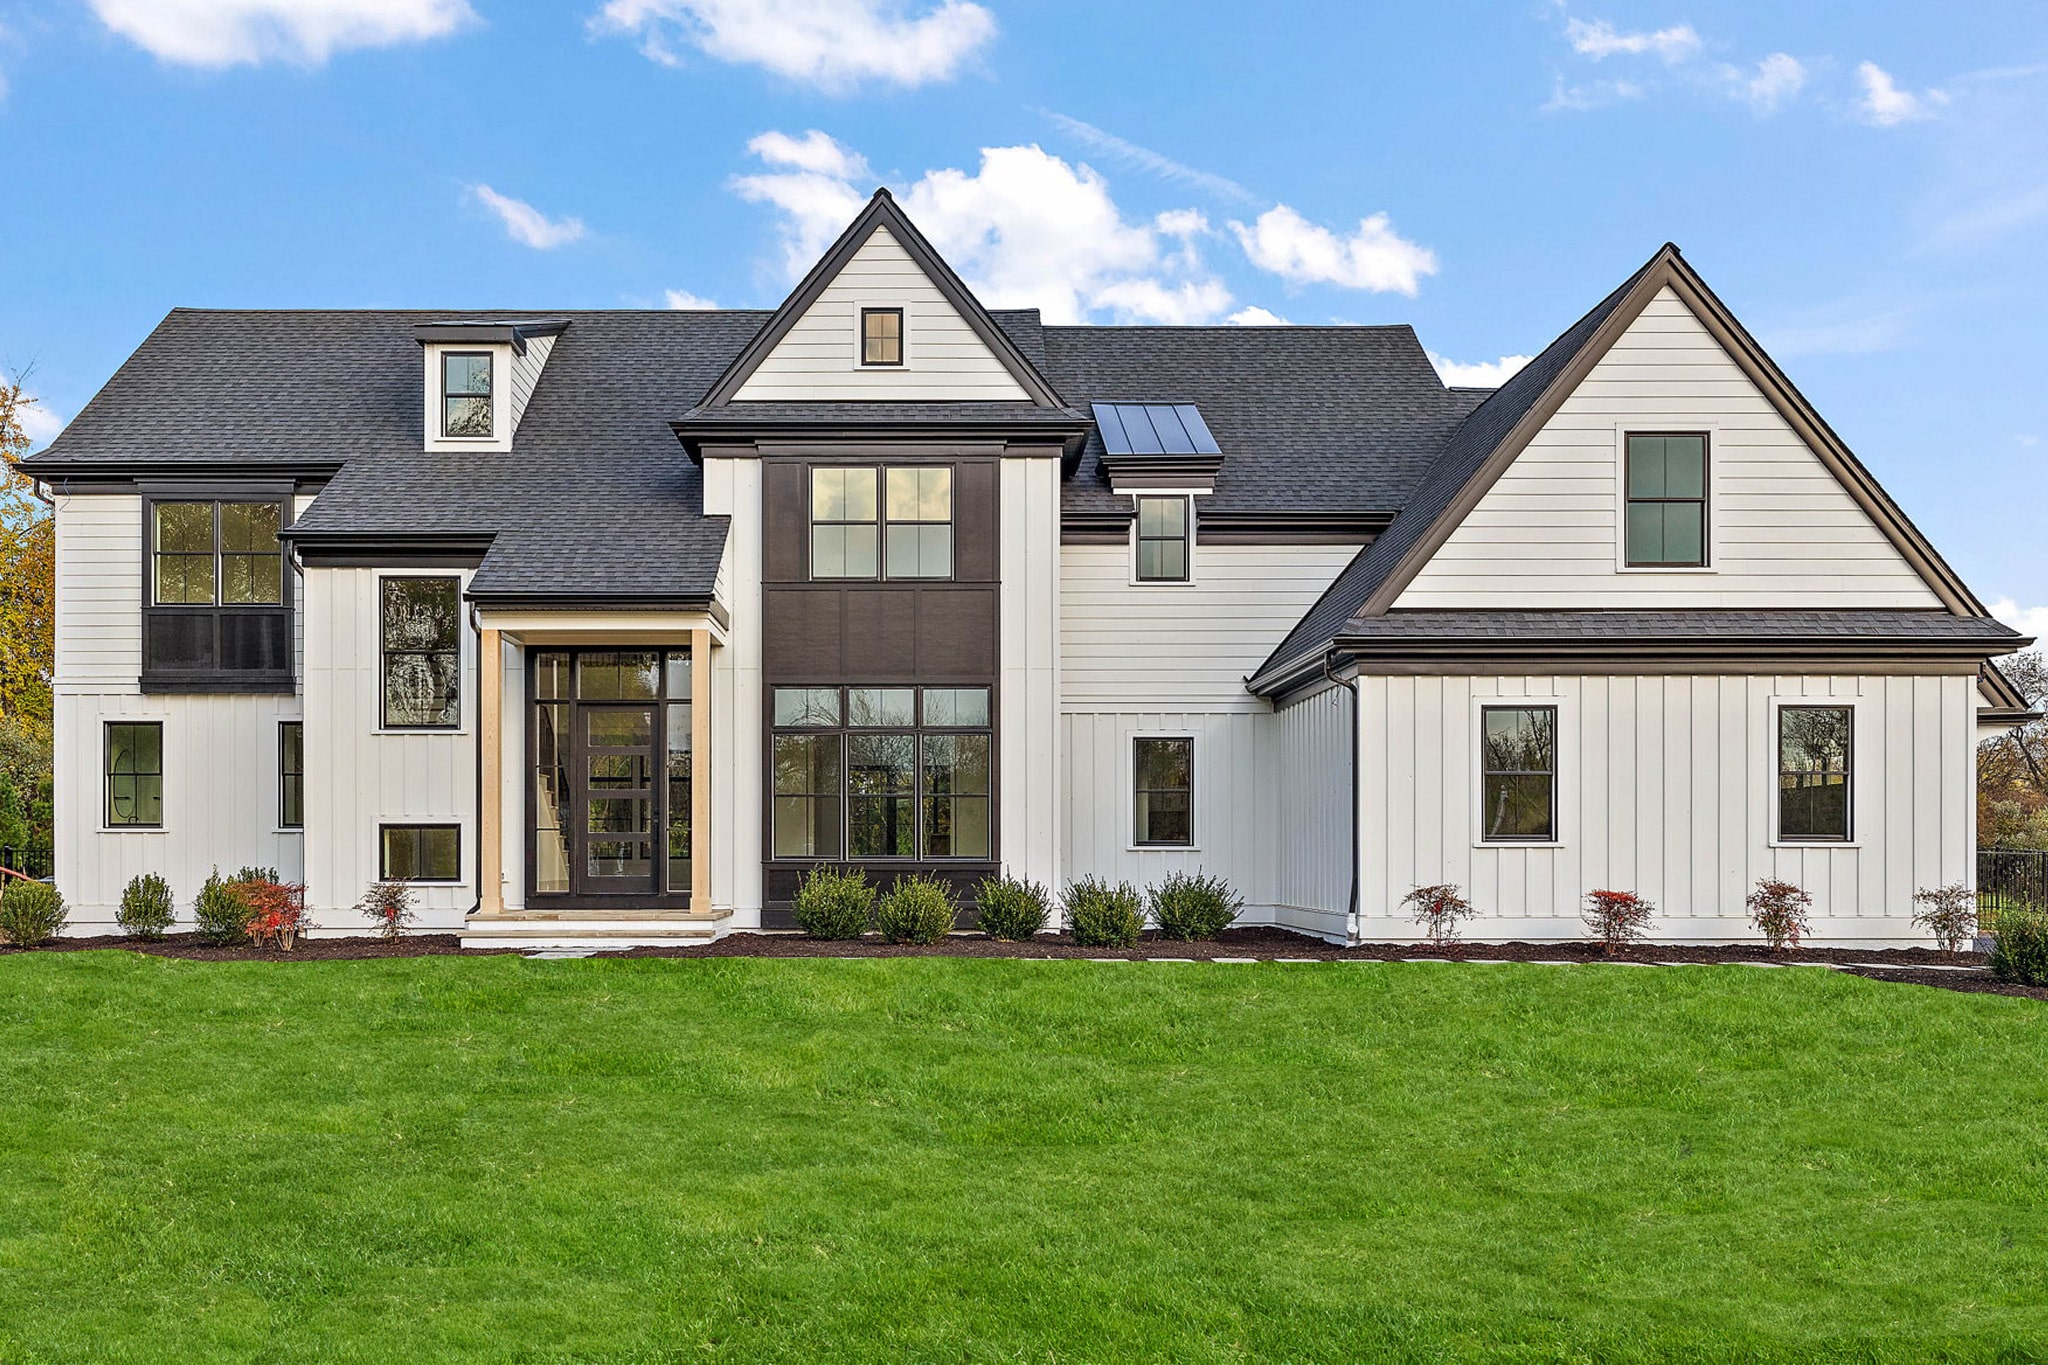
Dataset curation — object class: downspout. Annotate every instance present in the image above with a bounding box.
[1323,649,1360,946]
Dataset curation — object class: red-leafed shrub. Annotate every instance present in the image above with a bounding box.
[1910,883,1977,954]
[239,878,309,951]
[1746,878,1813,952]
[356,879,417,940]
[1403,883,1476,948]
[1582,889,1655,954]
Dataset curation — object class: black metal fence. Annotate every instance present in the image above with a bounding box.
[0,846,52,879]
[1978,847,2048,914]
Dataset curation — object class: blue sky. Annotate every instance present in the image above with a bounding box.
[3,1,2045,620]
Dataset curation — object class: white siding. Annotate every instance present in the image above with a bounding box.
[999,455,1062,888]
[733,228,1031,402]
[300,566,478,930]
[702,457,764,926]
[51,493,306,931]
[508,332,554,433]
[1356,670,1976,945]
[1270,685,1353,937]
[1398,287,1942,609]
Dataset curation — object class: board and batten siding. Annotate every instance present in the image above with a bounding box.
[998,455,1063,890]
[299,565,478,930]
[1059,540,1359,932]
[50,492,306,929]
[1268,684,1354,938]
[1357,671,1975,945]
[1397,287,1943,610]
[733,227,1031,402]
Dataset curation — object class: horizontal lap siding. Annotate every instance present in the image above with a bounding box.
[1397,288,1942,609]
[734,228,1030,401]
[1358,671,1973,944]
[54,494,142,686]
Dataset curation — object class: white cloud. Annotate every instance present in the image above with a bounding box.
[1229,204,1438,297]
[1040,111,1258,205]
[1857,61,1947,126]
[732,134,1238,324]
[1728,53,1806,115]
[664,290,719,309]
[1991,598,2048,641]
[1428,352,1531,387]
[747,129,872,180]
[1565,16,1700,63]
[1226,306,1289,326]
[11,390,63,448]
[1542,75,1645,112]
[592,0,995,92]
[88,0,474,67]
[470,185,587,250]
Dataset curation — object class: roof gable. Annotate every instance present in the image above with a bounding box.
[701,189,1063,408]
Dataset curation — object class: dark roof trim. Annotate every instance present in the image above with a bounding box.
[281,527,497,557]
[673,417,1089,463]
[413,319,570,355]
[696,188,1065,409]
[1979,661,2044,725]
[1323,653,2003,680]
[23,459,343,483]
[1354,247,1984,620]
[463,587,725,621]
[1062,507,1391,546]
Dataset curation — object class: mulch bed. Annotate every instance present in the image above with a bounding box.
[3,926,2040,1000]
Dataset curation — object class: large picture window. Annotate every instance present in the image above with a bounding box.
[381,577,461,729]
[810,465,954,581]
[151,501,284,606]
[105,722,163,828]
[1624,433,1708,567]
[770,684,991,861]
[1779,705,1853,842]
[381,824,461,882]
[1480,706,1556,842]
[1133,736,1192,846]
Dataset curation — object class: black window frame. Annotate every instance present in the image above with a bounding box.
[279,720,303,830]
[1132,735,1194,847]
[767,684,994,863]
[1778,704,1854,843]
[1623,431,1710,568]
[380,823,462,883]
[860,307,904,367]
[1134,495,1191,584]
[105,721,164,829]
[808,464,956,583]
[882,465,955,581]
[140,492,295,694]
[1479,705,1558,844]
[441,350,495,439]
[379,575,463,731]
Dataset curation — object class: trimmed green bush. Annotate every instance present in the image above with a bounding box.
[792,866,874,940]
[974,875,1051,941]
[117,873,175,940]
[0,880,68,947]
[1149,870,1242,941]
[192,868,252,947]
[1989,903,2048,986]
[876,875,956,945]
[1065,876,1143,948]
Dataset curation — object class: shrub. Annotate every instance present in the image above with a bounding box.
[1403,883,1476,948]
[1065,876,1143,948]
[0,879,67,947]
[232,866,279,886]
[973,875,1051,941]
[1911,883,1977,954]
[356,879,417,940]
[1582,889,1655,954]
[192,868,252,946]
[1149,870,1242,941]
[876,874,956,945]
[1989,903,2048,986]
[242,879,310,951]
[117,872,175,940]
[792,865,874,940]
[1746,878,1813,952]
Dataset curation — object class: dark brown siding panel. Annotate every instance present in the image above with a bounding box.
[763,460,806,583]
[764,589,843,675]
[955,460,998,582]
[915,589,997,677]
[843,590,920,679]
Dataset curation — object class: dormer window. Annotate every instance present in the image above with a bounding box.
[442,352,494,438]
[861,307,903,366]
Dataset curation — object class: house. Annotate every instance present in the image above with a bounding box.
[21,190,2033,948]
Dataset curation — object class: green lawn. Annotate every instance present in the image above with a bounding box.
[1,955,2045,1363]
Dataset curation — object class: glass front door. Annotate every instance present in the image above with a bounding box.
[532,648,692,901]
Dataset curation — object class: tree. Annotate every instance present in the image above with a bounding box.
[1979,651,2048,848]
[0,376,54,848]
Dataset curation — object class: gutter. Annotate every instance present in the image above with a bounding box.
[1322,649,1361,947]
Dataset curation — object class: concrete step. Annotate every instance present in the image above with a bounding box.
[461,907,729,950]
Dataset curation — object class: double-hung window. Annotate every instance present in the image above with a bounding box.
[279,721,303,829]
[1134,497,1190,583]
[770,685,992,861]
[105,722,163,828]
[442,352,494,438]
[1624,433,1708,567]
[1778,705,1852,842]
[1133,736,1193,846]
[810,466,954,581]
[381,577,461,729]
[1480,706,1556,842]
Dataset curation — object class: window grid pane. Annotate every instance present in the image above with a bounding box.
[882,466,953,580]
[279,721,303,829]
[1624,433,1708,567]
[1135,497,1190,583]
[862,308,903,365]
[442,353,493,438]
[381,825,460,882]
[152,501,285,607]
[1779,706,1853,841]
[1480,707,1556,842]
[106,722,164,828]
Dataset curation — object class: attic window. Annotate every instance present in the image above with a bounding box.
[861,308,903,366]
[442,352,494,437]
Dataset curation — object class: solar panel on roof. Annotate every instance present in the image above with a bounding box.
[1091,402,1222,456]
